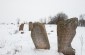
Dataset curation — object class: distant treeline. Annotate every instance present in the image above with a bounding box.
[78,14,85,27]
[48,13,85,27]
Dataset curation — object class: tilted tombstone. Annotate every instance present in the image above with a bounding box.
[57,18,78,55]
[31,22,50,49]
[19,23,24,31]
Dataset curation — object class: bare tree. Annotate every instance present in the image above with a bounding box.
[40,18,47,24]
[78,14,85,26]
[48,12,68,24]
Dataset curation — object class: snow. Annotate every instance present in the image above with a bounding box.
[72,27,85,55]
[0,23,85,55]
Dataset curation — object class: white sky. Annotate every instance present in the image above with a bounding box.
[0,0,85,20]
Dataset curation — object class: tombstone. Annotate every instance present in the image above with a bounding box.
[31,22,50,49]
[29,22,33,31]
[57,18,78,55]
[19,23,24,34]
[19,23,24,31]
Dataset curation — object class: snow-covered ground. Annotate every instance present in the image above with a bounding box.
[0,23,85,55]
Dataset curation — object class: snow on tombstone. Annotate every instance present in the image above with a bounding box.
[57,18,78,55]
[31,22,50,49]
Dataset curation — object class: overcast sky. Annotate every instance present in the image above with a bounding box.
[0,0,85,20]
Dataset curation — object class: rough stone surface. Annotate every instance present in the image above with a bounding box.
[57,18,78,55]
[31,22,50,49]
[19,23,24,31]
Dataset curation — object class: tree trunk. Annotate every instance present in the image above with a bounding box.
[57,18,78,55]
[31,22,50,49]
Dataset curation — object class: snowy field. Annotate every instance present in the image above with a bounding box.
[0,23,85,55]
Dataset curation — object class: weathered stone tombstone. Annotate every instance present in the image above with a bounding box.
[19,23,24,31]
[29,22,33,31]
[19,23,24,34]
[57,18,78,55]
[31,22,50,49]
